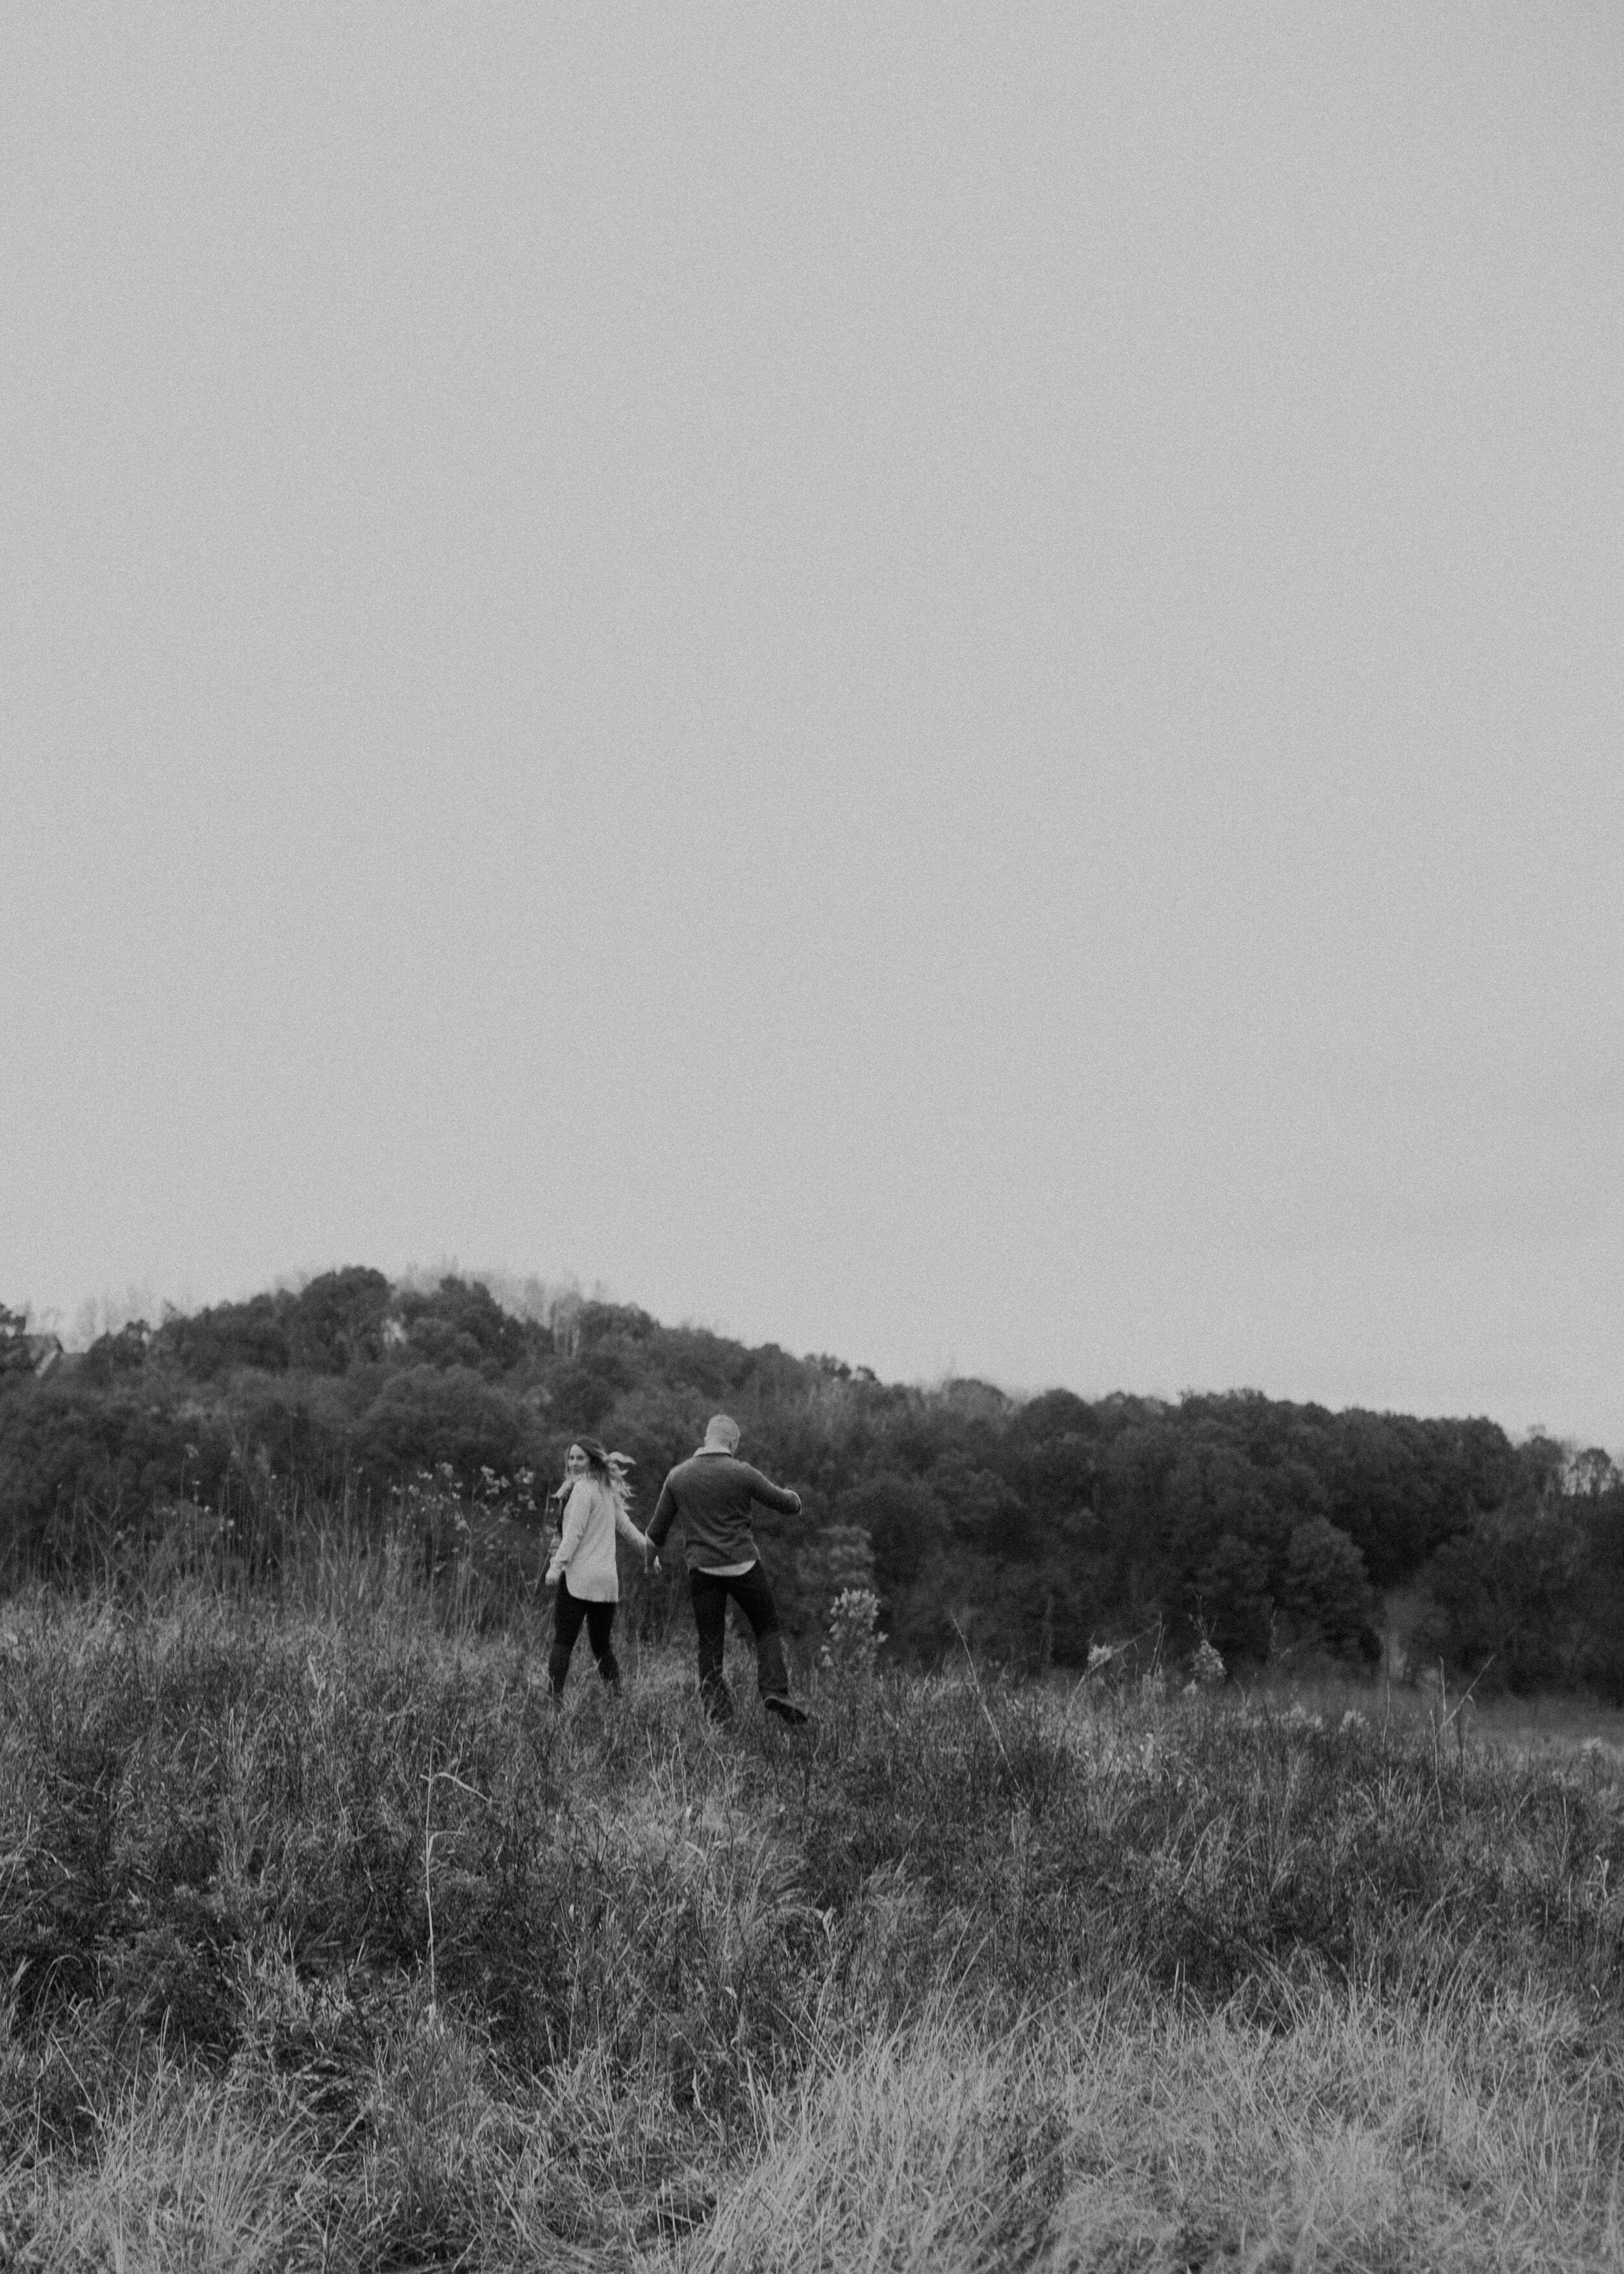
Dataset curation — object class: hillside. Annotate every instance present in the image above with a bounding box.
[3,1273,1621,1689]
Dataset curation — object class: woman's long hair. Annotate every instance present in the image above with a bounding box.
[558,1437,635,1520]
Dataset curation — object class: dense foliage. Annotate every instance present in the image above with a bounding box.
[2,1270,1620,1687]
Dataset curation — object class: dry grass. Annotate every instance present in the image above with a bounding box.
[668,1985,1624,2273]
[1,1565,1623,2269]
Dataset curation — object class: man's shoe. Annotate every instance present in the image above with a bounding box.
[763,1694,813,1727]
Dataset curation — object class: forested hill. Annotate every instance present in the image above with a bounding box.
[3,1271,1621,1690]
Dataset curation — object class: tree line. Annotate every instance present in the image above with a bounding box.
[2,1273,1619,1691]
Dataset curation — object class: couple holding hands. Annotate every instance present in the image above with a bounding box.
[544,1413,812,1725]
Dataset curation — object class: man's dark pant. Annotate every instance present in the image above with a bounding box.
[689,1563,789,1719]
[548,1581,620,1693]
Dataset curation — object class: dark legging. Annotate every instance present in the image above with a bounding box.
[689,1562,789,1720]
[548,1579,620,1693]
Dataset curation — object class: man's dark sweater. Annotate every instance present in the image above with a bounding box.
[646,1451,801,1572]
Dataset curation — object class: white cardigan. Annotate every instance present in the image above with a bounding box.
[546,1477,647,1602]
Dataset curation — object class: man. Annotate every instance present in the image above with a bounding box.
[645,1414,812,1724]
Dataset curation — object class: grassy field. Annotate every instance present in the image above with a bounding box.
[1,1555,1623,2269]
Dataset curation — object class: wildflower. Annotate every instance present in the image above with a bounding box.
[1191,1639,1226,1689]
[823,1589,885,1676]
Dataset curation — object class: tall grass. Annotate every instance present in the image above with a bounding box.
[1,1553,1622,2267]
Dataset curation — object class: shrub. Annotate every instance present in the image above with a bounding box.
[353,1368,542,1490]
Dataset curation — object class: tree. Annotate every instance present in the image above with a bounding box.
[548,1351,633,1435]
[81,1321,153,1385]
[928,1453,1035,1559]
[153,1296,290,1379]
[353,1366,540,1487]
[1191,1534,1273,1662]
[1279,1516,1374,1659]
[395,1278,529,1375]
[287,1269,392,1373]
[1566,1446,1621,1501]
[831,1474,948,1592]
[0,1307,32,1383]
[1421,1504,1590,1690]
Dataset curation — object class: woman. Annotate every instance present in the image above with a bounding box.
[545,1439,646,1694]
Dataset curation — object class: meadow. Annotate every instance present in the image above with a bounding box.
[1,1545,1623,2271]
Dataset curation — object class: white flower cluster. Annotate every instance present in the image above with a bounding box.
[1189,1639,1226,1689]
[819,1587,885,1676]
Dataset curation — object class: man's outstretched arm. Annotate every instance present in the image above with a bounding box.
[742,1464,802,1516]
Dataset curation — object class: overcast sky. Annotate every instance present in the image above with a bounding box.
[4,5,1621,1445]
